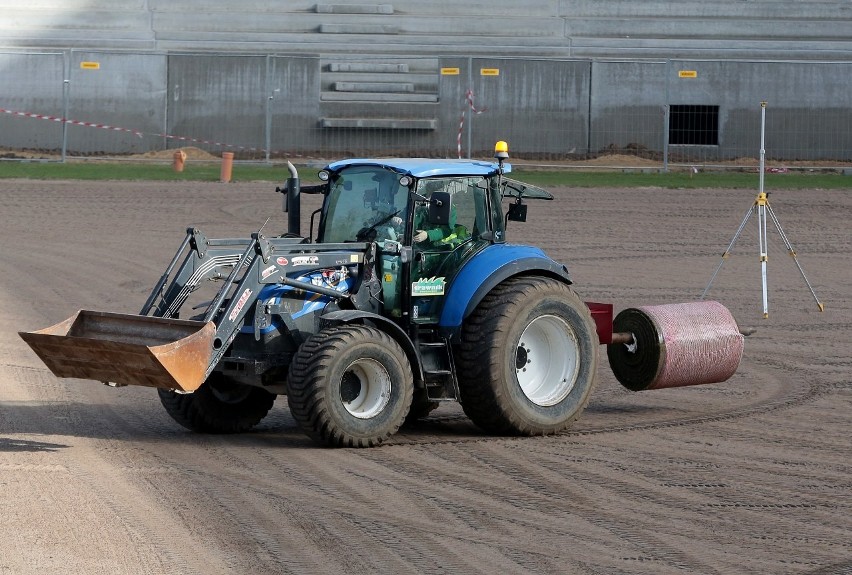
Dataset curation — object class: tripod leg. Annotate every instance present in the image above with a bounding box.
[766,203,825,312]
[758,201,769,318]
[702,204,754,300]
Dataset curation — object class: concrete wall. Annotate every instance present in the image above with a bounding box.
[1,0,851,60]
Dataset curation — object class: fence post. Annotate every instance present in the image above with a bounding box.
[663,59,670,173]
[467,57,473,158]
[61,51,71,162]
[264,55,272,164]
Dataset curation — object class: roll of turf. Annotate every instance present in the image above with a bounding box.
[607,301,744,391]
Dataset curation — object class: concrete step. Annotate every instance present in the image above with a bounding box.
[151,30,571,49]
[0,9,152,35]
[324,72,436,84]
[319,117,437,129]
[332,81,414,92]
[327,62,410,73]
[320,56,438,100]
[323,71,436,88]
[148,37,573,57]
[146,0,559,16]
[377,0,559,16]
[570,36,852,60]
[151,13,564,37]
[0,35,156,51]
[147,0,318,11]
[564,17,852,40]
[320,92,439,103]
[564,0,852,20]
[316,4,394,15]
[0,0,145,8]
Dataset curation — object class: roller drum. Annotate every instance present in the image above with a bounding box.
[607,301,744,391]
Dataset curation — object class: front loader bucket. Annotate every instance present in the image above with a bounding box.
[19,310,215,392]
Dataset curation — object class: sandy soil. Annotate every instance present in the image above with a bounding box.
[0,179,849,574]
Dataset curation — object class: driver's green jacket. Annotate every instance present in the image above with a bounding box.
[414,205,457,243]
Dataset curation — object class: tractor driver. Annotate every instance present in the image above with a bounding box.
[358,170,408,242]
[412,183,460,247]
[412,205,456,245]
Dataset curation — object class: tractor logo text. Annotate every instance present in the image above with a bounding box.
[412,277,445,296]
[291,256,319,266]
[276,257,289,266]
[228,288,253,321]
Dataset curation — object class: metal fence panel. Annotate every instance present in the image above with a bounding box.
[167,54,266,157]
[0,51,65,153]
[466,58,590,159]
[1,51,851,166]
[66,51,167,154]
[268,55,321,159]
[665,60,852,164]
[589,60,668,161]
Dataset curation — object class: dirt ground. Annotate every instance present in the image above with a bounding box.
[0,178,849,575]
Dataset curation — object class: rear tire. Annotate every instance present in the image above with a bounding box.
[456,276,599,435]
[287,325,413,447]
[158,372,276,433]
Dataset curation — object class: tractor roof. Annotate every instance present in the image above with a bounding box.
[325,158,512,178]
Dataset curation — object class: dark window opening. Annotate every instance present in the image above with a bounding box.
[670,105,719,146]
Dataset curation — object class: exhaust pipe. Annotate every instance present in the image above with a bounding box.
[283,161,300,237]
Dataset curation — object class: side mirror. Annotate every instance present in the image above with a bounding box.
[507,201,527,222]
[299,183,327,195]
[428,191,452,225]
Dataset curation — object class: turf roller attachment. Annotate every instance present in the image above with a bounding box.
[607,301,744,391]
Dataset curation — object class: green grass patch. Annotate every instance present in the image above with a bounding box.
[0,160,297,182]
[1,159,850,189]
[511,169,852,190]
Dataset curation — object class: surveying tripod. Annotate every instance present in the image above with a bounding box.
[701,189,824,318]
[702,102,823,318]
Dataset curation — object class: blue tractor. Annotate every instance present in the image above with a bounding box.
[19,143,607,446]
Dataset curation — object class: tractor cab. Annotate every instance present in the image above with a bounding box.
[312,157,507,323]
[308,144,554,326]
[310,142,553,324]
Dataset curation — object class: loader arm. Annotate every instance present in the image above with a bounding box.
[20,228,372,392]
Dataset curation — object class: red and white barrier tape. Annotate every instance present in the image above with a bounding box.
[1,107,144,138]
[457,89,486,159]
[0,107,264,153]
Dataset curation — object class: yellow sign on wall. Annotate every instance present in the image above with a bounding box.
[480,68,500,76]
[678,70,697,78]
[80,62,101,70]
[440,67,460,75]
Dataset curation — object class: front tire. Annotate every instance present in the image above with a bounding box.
[457,276,599,435]
[158,372,276,433]
[287,325,414,447]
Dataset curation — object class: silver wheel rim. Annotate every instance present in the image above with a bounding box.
[516,314,580,406]
[341,358,392,419]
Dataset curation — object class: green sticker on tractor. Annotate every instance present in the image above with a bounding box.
[412,277,446,296]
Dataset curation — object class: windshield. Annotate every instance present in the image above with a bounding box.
[320,166,409,243]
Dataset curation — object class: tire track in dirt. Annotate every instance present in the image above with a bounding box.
[0,363,230,574]
[2,180,850,574]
